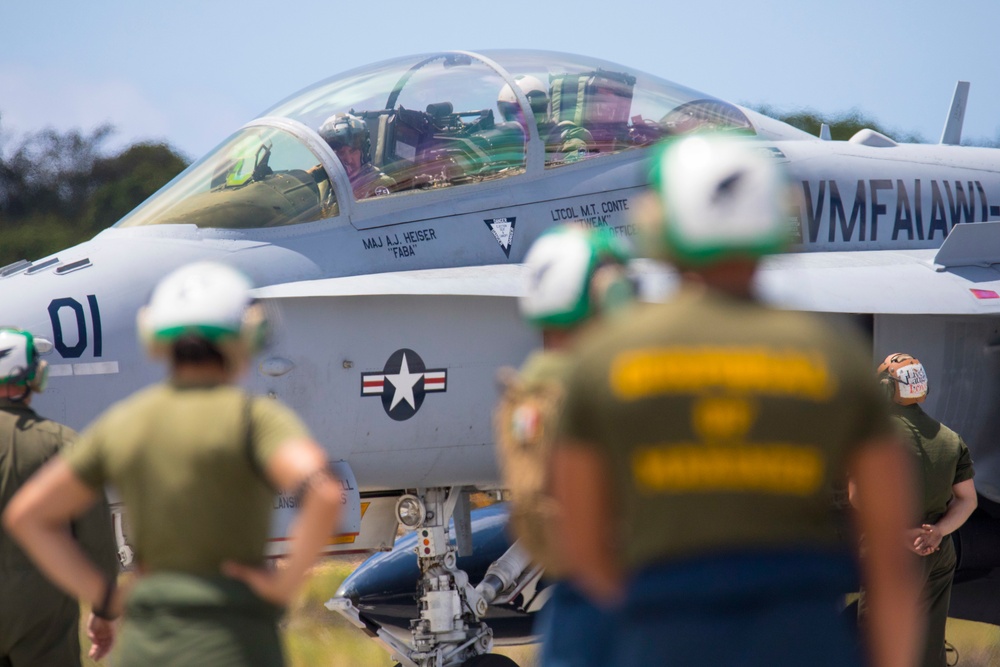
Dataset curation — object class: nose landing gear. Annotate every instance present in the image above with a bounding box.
[329,486,530,667]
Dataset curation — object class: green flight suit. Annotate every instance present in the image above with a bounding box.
[62,382,311,667]
[540,121,593,165]
[0,398,118,667]
[893,403,974,667]
[352,164,396,200]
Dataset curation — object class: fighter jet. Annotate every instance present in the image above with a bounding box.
[3,49,1000,666]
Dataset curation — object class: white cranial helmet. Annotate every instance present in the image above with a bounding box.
[498,74,548,122]
[644,134,791,265]
[519,224,632,328]
[0,328,48,394]
[137,261,266,359]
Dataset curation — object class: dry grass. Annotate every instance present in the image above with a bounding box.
[80,562,998,666]
[943,618,1000,667]
[79,558,537,667]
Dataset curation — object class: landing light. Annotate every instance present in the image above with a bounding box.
[396,494,426,529]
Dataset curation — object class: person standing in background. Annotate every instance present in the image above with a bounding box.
[868,353,977,667]
[4,262,342,667]
[550,134,922,667]
[495,223,634,667]
[0,327,119,665]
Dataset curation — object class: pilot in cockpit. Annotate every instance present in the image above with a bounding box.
[498,75,593,163]
[316,113,396,200]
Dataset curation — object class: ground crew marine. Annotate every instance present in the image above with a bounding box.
[1,402,118,667]
[560,287,888,569]
[64,384,309,575]
[495,224,635,667]
[871,352,977,667]
[895,403,973,667]
[550,135,921,667]
[62,384,311,665]
[495,350,572,578]
[3,262,343,667]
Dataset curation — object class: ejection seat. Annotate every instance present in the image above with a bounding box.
[377,103,526,192]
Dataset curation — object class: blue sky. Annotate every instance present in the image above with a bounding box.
[3,0,999,159]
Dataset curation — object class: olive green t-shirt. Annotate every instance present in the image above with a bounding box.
[63,383,310,575]
[891,403,974,524]
[0,399,118,577]
[2,399,77,571]
[559,286,891,572]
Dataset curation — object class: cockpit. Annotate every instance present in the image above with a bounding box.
[116,50,754,230]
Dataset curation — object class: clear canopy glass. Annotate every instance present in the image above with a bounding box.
[117,126,337,229]
[487,51,754,167]
[118,50,753,229]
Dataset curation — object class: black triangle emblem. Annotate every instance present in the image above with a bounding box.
[484,217,516,258]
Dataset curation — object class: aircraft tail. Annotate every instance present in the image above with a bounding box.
[940,81,970,145]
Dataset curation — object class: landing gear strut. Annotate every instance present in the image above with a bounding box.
[328,486,532,667]
[406,487,493,666]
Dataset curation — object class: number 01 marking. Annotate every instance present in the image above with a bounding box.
[47,296,103,359]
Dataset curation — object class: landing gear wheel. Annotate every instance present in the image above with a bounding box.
[461,655,520,667]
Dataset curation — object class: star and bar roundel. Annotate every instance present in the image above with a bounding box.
[360,348,447,421]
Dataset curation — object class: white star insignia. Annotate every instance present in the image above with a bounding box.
[385,352,421,411]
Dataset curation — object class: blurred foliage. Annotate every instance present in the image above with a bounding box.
[0,114,188,266]
[754,105,1000,147]
[751,105,925,143]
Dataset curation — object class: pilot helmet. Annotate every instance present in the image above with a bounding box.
[639,134,792,266]
[0,328,48,395]
[520,224,634,329]
[318,113,371,164]
[498,75,549,123]
[878,352,929,405]
[137,261,268,364]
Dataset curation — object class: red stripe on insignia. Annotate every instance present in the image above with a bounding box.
[362,376,384,395]
[424,378,446,390]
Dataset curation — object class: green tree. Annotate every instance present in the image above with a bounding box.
[754,105,1000,147]
[752,105,924,143]
[0,121,114,220]
[80,143,187,235]
[0,117,189,266]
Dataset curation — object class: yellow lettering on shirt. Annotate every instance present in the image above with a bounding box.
[609,347,836,401]
[631,443,825,496]
[692,396,756,441]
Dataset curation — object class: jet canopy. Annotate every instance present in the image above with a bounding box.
[117,50,753,230]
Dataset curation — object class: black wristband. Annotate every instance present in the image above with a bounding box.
[93,578,118,620]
